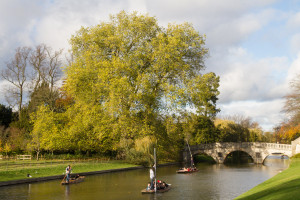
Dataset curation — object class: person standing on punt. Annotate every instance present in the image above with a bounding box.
[150,167,155,190]
[66,165,72,183]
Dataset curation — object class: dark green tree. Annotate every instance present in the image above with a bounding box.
[216,122,249,142]
[28,81,60,113]
[184,114,218,144]
[0,104,13,127]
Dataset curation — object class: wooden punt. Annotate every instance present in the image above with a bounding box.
[141,185,171,194]
[176,169,198,173]
[61,176,85,185]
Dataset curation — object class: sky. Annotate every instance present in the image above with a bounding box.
[0,0,300,131]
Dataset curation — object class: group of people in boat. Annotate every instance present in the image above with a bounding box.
[146,180,169,191]
[147,166,169,191]
[180,166,197,172]
[64,165,81,183]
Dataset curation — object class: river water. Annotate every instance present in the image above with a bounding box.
[0,157,289,200]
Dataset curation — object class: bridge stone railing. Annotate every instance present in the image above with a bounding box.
[262,143,292,150]
[184,142,293,164]
[183,137,300,164]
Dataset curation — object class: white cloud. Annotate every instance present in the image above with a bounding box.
[0,81,7,105]
[206,9,277,48]
[286,52,300,83]
[35,0,126,52]
[290,34,300,54]
[287,11,300,28]
[218,99,286,131]
[210,47,290,103]
[128,0,147,13]
[0,0,298,132]
[0,0,42,61]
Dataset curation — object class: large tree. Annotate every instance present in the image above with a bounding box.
[32,11,220,160]
[65,11,218,116]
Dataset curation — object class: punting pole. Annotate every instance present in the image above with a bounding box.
[154,147,157,193]
[186,139,194,168]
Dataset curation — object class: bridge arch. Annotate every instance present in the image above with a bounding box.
[223,150,254,164]
[261,154,290,164]
[183,142,293,164]
[190,152,216,164]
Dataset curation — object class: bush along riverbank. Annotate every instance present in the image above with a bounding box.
[235,158,300,200]
[0,159,138,183]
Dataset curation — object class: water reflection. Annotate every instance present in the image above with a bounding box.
[65,185,70,200]
[0,157,289,200]
[263,155,290,173]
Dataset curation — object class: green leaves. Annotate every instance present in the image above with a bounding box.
[66,11,213,116]
[29,11,220,161]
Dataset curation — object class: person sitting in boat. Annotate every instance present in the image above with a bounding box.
[156,180,161,190]
[75,174,80,180]
[158,180,165,190]
[156,180,168,190]
[159,180,167,190]
[65,165,72,183]
[163,181,168,188]
[146,182,151,191]
[161,182,167,189]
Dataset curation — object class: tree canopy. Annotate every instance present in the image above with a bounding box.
[65,11,217,116]
[13,11,222,164]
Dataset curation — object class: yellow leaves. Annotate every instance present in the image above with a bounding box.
[277,122,300,143]
[0,140,3,153]
[29,11,220,156]
[284,124,300,141]
[0,142,12,155]
[214,118,235,129]
[65,11,213,117]
[134,136,155,154]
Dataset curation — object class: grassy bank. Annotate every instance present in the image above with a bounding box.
[0,159,137,182]
[235,158,300,200]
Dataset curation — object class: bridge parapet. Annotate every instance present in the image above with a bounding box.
[263,143,292,150]
[187,142,292,150]
[184,142,293,164]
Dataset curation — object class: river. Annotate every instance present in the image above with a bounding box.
[0,157,289,200]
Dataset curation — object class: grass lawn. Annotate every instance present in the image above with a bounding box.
[235,158,300,200]
[0,159,138,182]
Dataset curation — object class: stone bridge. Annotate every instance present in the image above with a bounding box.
[183,137,300,164]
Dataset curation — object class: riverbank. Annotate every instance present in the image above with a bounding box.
[0,159,179,187]
[0,159,138,185]
[235,158,300,200]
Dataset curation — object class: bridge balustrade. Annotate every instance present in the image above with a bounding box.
[264,143,291,150]
[183,138,300,164]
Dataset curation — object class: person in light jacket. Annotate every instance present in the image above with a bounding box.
[66,165,72,183]
[149,167,155,190]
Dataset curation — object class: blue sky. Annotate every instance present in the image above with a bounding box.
[0,0,300,131]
